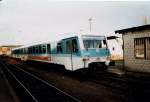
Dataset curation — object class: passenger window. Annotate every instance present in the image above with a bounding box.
[42,45,46,54]
[57,43,62,53]
[28,48,30,54]
[35,46,39,54]
[31,47,32,54]
[39,45,42,54]
[72,39,78,53]
[66,40,72,53]
[33,47,36,54]
[47,44,51,54]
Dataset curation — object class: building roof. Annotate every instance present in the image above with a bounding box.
[115,24,150,34]
[0,45,22,48]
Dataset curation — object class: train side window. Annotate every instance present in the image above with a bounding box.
[17,50,19,54]
[57,43,62,53]
[19,49,21,54]
[31,47,33,54]
[66,40,72,53]
[18,49,20,54]
[35,46,38,54]
[42,45,46,54]
[47,44,51,54]
[72,39,78,53]
[23,48,25,54]
[33,46,35,54]
[21,49,23,54]
[39,45,42,54]
[28,48,30,54]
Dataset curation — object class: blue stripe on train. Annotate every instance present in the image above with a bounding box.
[16,48,110,57]
[80,48,110,57]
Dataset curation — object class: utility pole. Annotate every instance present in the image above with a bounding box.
[89,17,92,32]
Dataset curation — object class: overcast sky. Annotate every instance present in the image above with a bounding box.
[0,0,150,45]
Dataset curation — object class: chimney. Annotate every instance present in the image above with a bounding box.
[144,16,148,25]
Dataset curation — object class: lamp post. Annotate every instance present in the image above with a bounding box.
[89,17,92,32]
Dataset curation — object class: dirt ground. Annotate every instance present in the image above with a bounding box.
[4,57,150,102]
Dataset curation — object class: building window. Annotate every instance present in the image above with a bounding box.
[134,38,145,59]
[134,37,150,59]
[146,37,150,60]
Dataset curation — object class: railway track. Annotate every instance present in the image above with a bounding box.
[89,71,150,102]
[0,60,81,102]
[14,62,130,97]
[2,57,150,102]
[14,61,145,92]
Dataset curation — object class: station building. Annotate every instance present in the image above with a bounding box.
[115,24,150,73]
[0,45,22,56]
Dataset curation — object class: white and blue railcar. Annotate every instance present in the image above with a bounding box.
[12,35,111,71]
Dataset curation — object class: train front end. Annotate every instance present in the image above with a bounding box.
[80,35,111,71]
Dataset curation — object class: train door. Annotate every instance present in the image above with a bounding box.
[46,44,51,61]
[47,44,51,54]
[71,38,80,70]
[65,37,80,71]
[65,39,73,70]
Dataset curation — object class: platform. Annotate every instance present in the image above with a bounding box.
[0,67,18,102]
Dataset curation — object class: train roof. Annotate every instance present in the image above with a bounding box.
[12,34,110,51]
[12,45,26,50]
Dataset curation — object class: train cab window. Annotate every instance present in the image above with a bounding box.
[72,39,78,53]
[47,44,51,54]
[57,43,62,53]
[95,40,102,48]
[83,39,102,49]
